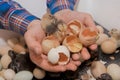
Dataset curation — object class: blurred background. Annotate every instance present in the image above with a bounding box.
[14,0,120,30]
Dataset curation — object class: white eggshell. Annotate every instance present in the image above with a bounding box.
[1,54,12,69]
[0,76,5,80]
[48,48,59,64]
[33,68,46,79]
[3,69,15,80]
[56,46,70,65]
[13,71,33,80]
[107,64,120,80]
[48,46,70,65]
[96,33,109,45]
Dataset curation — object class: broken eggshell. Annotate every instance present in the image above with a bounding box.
[41,35,60,55]
[48,45,70,65]
[96,25,104,33]
[63,35,82,53]
[67,20,82,36]
[79,27,98,47]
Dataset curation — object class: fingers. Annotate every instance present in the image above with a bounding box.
[24,34,42,55]
[81,48,91,60]
[89,44,98,51]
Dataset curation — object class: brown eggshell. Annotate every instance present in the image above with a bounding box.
[41,35,60,55]
[67,20,82,36]
[63,35,82,53]
[79,27,98,46]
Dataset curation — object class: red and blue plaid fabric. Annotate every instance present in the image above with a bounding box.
[0,0,76,35]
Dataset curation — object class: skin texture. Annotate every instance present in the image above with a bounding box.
[24,9,97,72]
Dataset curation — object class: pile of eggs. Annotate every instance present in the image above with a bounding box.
[0,37,46,80]
[41,13,98,65]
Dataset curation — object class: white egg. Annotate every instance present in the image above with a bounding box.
[107,64,120,80]
[13,71,33,80]
[3,69,15,80]
[33,68,46,79]
[48,45,70,65]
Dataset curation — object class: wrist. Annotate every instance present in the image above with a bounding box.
[27,20,41,30]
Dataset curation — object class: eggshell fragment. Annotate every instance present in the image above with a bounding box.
[33,68,46,79]
[48,46,70,65]
[63,35,82,53]
[90,61,107,78]
[79,27,98,46]
[13,71,33,80]
[41,35,60,55]
[107,64,120,80]
[3,69,15,80]
[101,38,117,54]
[67,20,82,35]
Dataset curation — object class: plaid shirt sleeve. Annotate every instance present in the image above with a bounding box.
[0,0,39,35]
[47,0,77,14]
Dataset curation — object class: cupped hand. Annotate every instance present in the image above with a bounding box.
[54,9,98,64]
[24,20,80,72]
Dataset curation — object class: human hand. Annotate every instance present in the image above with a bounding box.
[54,9,98,64]
[24,20,80,72]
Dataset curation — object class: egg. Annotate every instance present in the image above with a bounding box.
[101,38,117,54]
[0,69,6,77]
[79,27,98,46]
[63,35,82,53]
[90,61,107,78]
[107,64,120,80]
[33,68,46,79]
[1,53,12,69]
[96,33,109,45]
[41,35,60,55]
[13,71,33,80]
[48,45,70,65]
[3,69,15,80]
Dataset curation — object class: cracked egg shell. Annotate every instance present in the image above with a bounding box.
[67,20,82,35]
[41,35,60,55]
[63,35,82,53]
[79,27,98,46]
[48,45,70,65]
